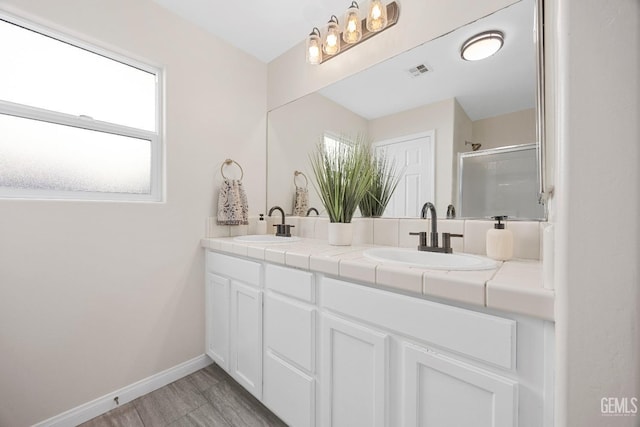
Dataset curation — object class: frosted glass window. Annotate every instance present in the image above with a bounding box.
[0,114,151,194]
[0,19,156,131]
[0,13,162,201]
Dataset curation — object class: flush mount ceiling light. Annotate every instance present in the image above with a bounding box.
[460,31,505,61]
[305,1,399,65]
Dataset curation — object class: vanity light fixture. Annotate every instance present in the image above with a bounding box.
[343,1,362,44]
[323,15,341,55]
[366,0,388,32]
[305,1,399,65]
[306,27,322,65]
[460,31,505,61]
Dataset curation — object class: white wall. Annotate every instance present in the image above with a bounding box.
[267,92,368,213]
[472,108,536,150]
[553,0,639,425]
[0,1,266,426]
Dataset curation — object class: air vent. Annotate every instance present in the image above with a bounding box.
[408,64,430,77]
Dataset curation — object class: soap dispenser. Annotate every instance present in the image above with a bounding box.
[486,216,513,261]
[256,214,267,235]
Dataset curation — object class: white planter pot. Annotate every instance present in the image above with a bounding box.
[328,222,353,246]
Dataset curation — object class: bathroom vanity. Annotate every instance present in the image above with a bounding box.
[201,237,554,427]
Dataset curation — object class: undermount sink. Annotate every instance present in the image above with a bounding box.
[363,247,498,271]
[233,234,301,244]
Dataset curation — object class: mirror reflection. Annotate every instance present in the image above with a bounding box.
[267,0,542,219]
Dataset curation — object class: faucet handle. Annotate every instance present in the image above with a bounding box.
[441,233,463,253]
[273,224,295,237]
[409,231,429,250]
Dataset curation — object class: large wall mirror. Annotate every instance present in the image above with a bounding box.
[267,0,545,220]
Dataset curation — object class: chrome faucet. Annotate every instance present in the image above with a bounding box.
[306,207,319,216]
[410,202,463,253]
[268,206,295,237]
[421,202,439,247]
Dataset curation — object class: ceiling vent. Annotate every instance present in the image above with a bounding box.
[408,64,429,77]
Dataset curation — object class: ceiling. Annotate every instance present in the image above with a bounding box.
[151,0,350,63]
[150,0,535,121]
[318,0,535,121]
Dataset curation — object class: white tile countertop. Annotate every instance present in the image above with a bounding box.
[201,237,555,321]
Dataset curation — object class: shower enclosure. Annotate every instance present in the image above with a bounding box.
[457,143,545,220]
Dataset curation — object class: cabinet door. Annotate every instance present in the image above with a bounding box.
[229,280,263,400]
[264,351,315,427]
[320,314,389,427]
[205,273,230,371]
[403,343,518,427]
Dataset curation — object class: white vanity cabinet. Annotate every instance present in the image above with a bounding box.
[263,264,317,427]
[320,277,546,427]
[204,250,551,427]
[205,252,263,399]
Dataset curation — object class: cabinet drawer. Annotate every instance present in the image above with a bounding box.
[265,263,315,303]
[264,352,315,427]
[265,293,315,372]
[206,251,261,286]
[322,277,516,370]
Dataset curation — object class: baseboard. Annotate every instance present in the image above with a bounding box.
[33,354,212,427]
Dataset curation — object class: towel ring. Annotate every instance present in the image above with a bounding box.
[221,159,244,180]
[294,171,308,188]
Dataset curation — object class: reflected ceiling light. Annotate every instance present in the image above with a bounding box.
[306,27,322,65]
[305,1,399,65]
[323,15,341,55]
[460,31,504,61]
[343,2,362,44]
[366,0,388,32]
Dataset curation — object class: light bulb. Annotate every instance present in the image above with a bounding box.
[343,2,362,44]
[371,4,381,19]
[323,16,341,55]
[306,27,322,65]
[309,45,320,59]
[366,0,388,32]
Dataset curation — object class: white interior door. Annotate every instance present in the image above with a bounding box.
[374,131,435,217]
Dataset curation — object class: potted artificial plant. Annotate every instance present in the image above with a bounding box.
[359,150,403,217]
[309,135,373,245]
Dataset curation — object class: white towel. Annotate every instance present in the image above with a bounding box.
[217,179,249,225]
[292,186,309,216]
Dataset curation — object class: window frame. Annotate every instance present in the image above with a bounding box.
[0,11,164,202]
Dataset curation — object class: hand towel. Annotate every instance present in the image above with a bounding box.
[292,186,309,217]
[217,179,249,225]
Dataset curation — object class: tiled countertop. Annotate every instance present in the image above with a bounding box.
[201,237,554,321]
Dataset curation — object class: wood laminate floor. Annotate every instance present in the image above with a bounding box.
[79,363,287,427]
